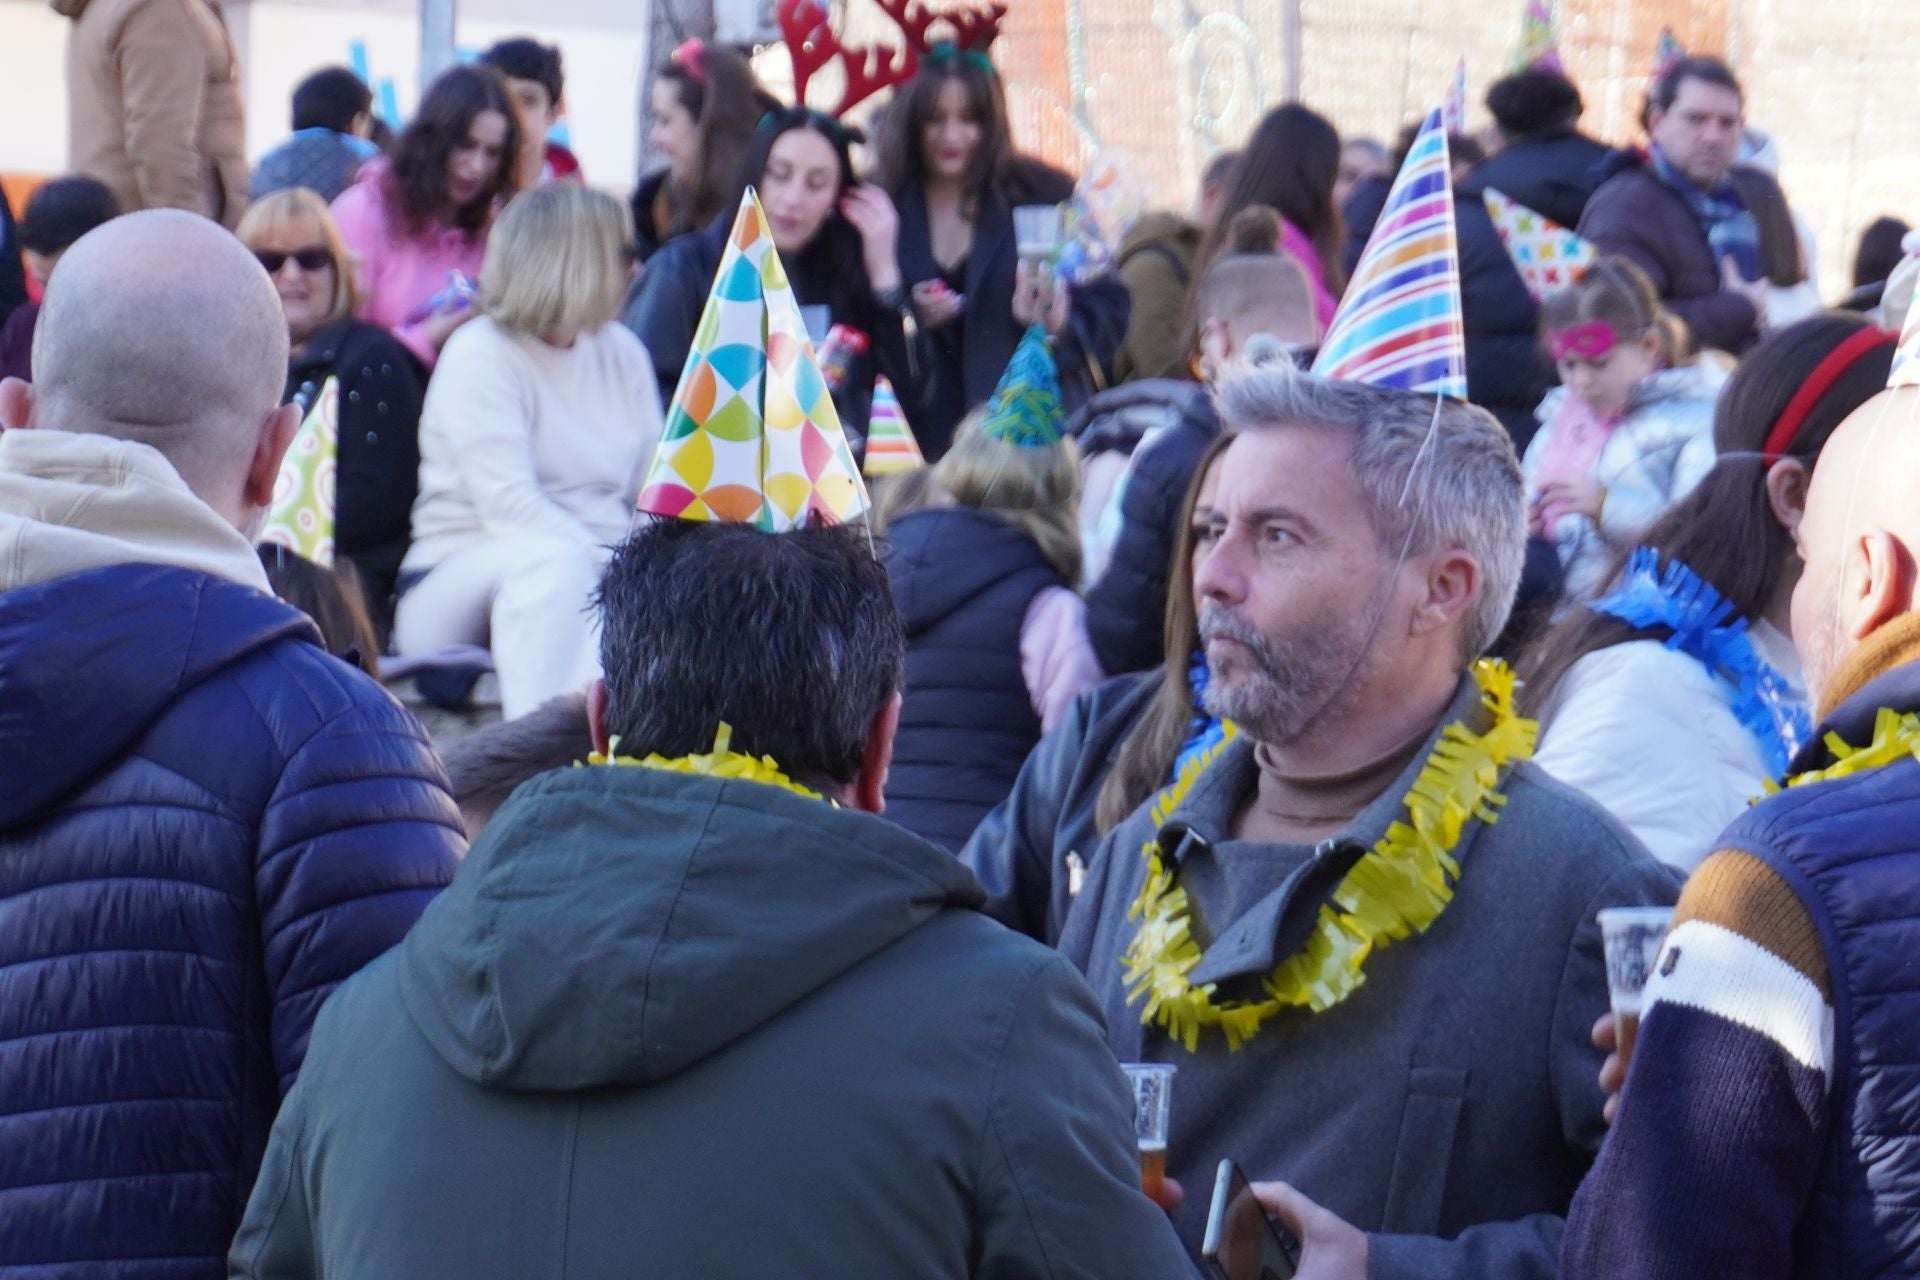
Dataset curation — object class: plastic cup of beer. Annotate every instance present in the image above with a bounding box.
[1122,1063,1176,1199]
[1598,907,1675,1066]
[1013,203,1064,262]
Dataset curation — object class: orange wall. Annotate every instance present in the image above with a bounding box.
[2,174,43,220]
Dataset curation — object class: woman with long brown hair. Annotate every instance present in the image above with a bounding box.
[1185,103,1345,338]
[1516,313,1893,870]
[630,40,771,263]
[330,64,522,367]
[962,432,1231,941]
[876,48,1129,461]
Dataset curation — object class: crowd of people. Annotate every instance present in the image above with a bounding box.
[5,2,1920,1277]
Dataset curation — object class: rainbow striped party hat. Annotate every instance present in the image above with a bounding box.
[637,188,870,532]
[1312,108,1466,397]
[862,376,925,476]
[1653,27,1685,79]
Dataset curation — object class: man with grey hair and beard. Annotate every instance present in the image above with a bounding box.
[1056,367,1677,1278]
[0,210,461,1275]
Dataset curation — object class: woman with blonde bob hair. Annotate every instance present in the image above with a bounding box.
[396,183,663,718]
[238,187,427,631]
[877,328,1104,852]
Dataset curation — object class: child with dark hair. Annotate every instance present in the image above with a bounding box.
[479,38,582,187]
[250,66,381,202]
[0,175,121,382]
[257,546,381,677]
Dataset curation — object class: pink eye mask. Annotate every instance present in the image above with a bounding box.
[1547,320,1620,362]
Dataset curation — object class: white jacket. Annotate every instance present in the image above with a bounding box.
[1525,362,1727,602]
[404,318,663,575]
[1532,625,1806,872]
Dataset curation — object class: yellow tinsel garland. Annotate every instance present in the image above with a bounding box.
[1773,708,1920,792]
[588,722,831,804]
[1122,659,1537,1051]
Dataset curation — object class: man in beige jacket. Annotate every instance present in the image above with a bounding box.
[54,0,248,227]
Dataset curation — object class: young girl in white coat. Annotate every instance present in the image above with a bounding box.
[1517,314,1895,870]
[1524,257,1725,603]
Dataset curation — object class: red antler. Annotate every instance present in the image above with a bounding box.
[872,0,1007,54]
[777,0,920,118]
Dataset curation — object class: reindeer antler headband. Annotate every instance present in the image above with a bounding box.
[777,0,1008,118]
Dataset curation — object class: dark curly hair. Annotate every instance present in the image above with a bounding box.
[385,63,522,236]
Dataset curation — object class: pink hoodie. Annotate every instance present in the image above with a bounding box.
[329,162,489,368]
[1280,217,1340,334]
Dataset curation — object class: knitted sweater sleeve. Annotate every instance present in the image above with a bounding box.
[1562,849,1832,1280]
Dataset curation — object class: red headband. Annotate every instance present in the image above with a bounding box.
[670,38,707,85]
[1760,327,1896,462]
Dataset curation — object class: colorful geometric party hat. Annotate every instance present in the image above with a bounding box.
[1443,57,1468,135]
[1483,187,1597,302]
[1889,302,1920,390]
[1312,108,1466,398]
[980,325,1065,447]
[259,375,339,565]
[1510,0,1563,73]
[636,188,870,532]
[862,376,925,476]
[1653,26,1685,79]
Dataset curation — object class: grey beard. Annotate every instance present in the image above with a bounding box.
[1198,604,1368,746]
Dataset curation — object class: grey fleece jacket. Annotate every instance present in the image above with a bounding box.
[1057,674,1683,1278]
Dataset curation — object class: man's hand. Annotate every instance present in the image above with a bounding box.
[1145,1174,1183,1213]
[1593,1011,1626,1124]
[1722,256,1771,329]
[1251,1182,1369,1280]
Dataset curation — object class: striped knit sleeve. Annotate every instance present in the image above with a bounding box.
[1562,849,1831,1280]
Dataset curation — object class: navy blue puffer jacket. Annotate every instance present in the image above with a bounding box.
[0,563,464,1277]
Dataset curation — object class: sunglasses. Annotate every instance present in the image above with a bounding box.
[255,248,332,274]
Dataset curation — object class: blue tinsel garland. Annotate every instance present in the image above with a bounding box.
[1588,548,1812,776]
[1174,649,1230,779]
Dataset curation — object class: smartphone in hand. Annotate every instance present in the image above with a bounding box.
[1201,1159,1300,1280]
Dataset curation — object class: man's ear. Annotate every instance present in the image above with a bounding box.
[586,678,612,757]
[1849,530,1915,643]
[1764,457,1810,538]
[0,377,37,431]
[243,403,302,511]
[851,692,903,815]
[1410,549,1481,641]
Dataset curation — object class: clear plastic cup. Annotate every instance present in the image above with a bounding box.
[1013,203,1064,261]
[1122,1062,1177,1198]
[1598,906,1675,1066]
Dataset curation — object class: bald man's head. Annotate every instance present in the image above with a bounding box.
[20,210,294,525]
[1790,385,1920,698]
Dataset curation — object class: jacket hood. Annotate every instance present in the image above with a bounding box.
[1459,131,1609,229]
[1628,361,1728,410]
[0,428,274,597]
[0,563,318,826]
[1067,378,1217,456]
[398,765,986,1090]
[1117,212,1201,264]
[885,507,1056,636]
